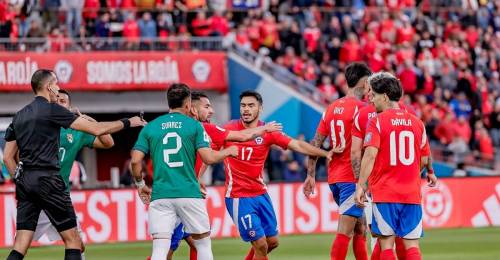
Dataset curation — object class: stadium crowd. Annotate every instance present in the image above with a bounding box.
[0,0,499,186]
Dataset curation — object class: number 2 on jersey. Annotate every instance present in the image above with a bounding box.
[163,132,183,168]
[389,130,415,166]
[330,120,346,149]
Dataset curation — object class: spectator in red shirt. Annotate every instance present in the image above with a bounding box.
[303,20,321,54]
[259,13,279,50]
[396,16,415,44]
[210,10,229,36]
[339,33,362,65]
[475,126,495,161]
[191,11,211,37]
[455,116,472,143]
[123,12,140,49]
[317,75,338,103]
[398,60,418,94]
[434,113,456,145]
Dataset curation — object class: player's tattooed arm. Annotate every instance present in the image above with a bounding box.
[227,121,283,142]
[351,136,363,179]
[307,132,327,178]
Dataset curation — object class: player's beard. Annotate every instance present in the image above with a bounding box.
[242,112,259,124]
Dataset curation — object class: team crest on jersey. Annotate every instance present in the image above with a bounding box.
[66,133,73,143]
[255,137,264,145]
[249,230,256,238]
[364,133,372,144]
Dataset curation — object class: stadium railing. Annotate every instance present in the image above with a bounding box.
[0,37,225,52]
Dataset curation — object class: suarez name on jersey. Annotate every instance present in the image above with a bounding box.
[363,108,428,204]
[317,96,365,184]
[223,120,291,198]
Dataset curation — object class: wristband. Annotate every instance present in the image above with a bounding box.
[135,179,145,189]
[120,118,131,129]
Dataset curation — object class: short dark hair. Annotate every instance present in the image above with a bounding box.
[345,63,372,88]
[191,91,209,102]
[239,90,263,105]
[368,72,402,102]
[167,83,191,109]
[31,69,56,93]
[58,89,71,103]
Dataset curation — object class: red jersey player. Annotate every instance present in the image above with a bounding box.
[164,91,283,260]
[224,90,334,260]
[304,62,372,260]
[351,79,434,260]
[354,73,437,260]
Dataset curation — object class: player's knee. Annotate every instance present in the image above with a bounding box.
[267,239,279,252]
[354,221,367,235]
[253,239,269,255]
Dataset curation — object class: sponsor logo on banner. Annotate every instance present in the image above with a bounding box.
[54,60,73,83]
[422,182,453,227]
[471,183,500,227]
[192,59,210,83]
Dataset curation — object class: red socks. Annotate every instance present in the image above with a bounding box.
[371,239,381,260]
[405,247,421,260]
[331,233,351,260]
[245,247,255,260]
[395,237,406,260]
[190,248,197,260]
[353,234,368,260]
[380,249,396,260]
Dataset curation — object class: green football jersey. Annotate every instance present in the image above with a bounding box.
[133,112,209,200]
[59,128,96,191]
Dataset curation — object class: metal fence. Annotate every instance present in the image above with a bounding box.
[0,37,225,52]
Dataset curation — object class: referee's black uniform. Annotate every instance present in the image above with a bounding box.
[5,96,79,239]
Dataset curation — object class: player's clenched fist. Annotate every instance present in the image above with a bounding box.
[224,145,239,157]
[303,175,316,198]
[264,121,283,133]
[129,116,147,127]
[138,185,152,205]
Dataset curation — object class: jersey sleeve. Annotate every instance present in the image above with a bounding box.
[204,123,229,148]
[4,123,16,141]
[49,103,78,129]
[420,123,430,156]
[352,112,363,139]
[133,126,150,154]
[195,121,210,150]
[270,131,292,150]
[363,118,381,149]
[81,132,97,149]
[316,110,330,136]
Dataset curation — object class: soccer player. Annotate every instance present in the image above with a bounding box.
[351,79,435,260]
[354,72,437,260]
[32,89,114,258]
[223,90,335,260]
[165,91,282,260]
[303,62,372,260]
[130,83,238,260]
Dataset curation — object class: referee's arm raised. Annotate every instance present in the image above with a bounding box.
[70,115,146,136]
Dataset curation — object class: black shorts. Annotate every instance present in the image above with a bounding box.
[15,170,77,232]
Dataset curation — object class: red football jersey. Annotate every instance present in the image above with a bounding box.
[194,122,229,176]
[363,108,428,204]
[223,120,291,198]
[317,96,365,184]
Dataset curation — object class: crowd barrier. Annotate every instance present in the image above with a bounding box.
[0,177,499,247]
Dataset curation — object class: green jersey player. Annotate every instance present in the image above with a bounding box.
[131,84,238,260]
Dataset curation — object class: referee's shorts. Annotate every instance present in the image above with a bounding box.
[15,170,77,232]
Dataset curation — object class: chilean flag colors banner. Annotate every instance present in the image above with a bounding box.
[0,52,227,92]
[0,177,499,247]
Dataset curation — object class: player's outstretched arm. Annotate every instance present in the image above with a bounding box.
[226,121,283,142]
[302,132,327,198]
[77,114,115,148]
[351,136,363,179]
[355,146,378,207]
[2,141,18,178]
[198,146,238,165]
[288,139,330,158]
[130,150,152,205]
[70,116,146,136]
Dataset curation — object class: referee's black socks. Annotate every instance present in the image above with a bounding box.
[64,249,82,260]
[6,250,24,260]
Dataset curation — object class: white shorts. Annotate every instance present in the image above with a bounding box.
[364,194,373,226]
[33,211,82,242]
[149,198,210,239]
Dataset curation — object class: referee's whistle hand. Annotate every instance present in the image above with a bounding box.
[129,116,147,127]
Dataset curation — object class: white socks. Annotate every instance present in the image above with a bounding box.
[193,236,213,260]
[151,238,171,260]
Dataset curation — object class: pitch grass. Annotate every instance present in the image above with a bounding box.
[1,227,499,259]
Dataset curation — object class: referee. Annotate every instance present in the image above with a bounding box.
[2,69,146,260]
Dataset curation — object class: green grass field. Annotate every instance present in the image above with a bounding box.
[1,227,499,259]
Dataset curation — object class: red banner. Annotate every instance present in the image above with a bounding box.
[0,52,227,92]
[0,178,499,247]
